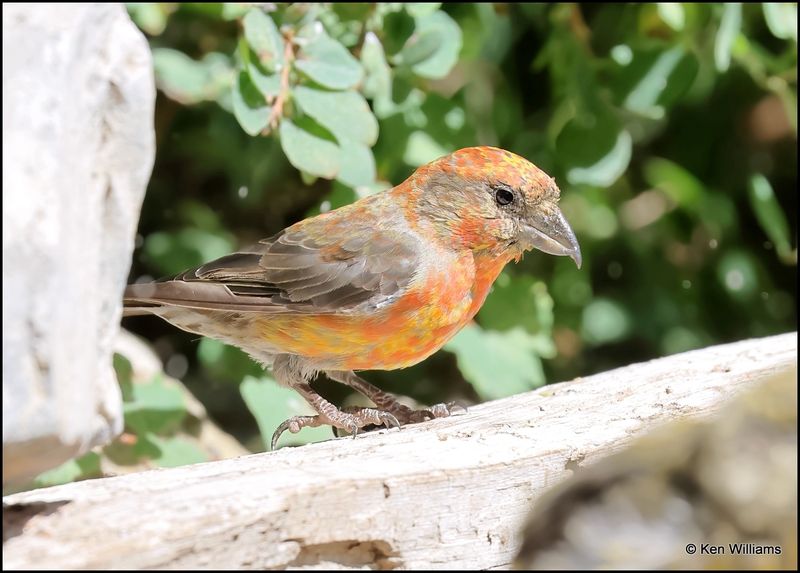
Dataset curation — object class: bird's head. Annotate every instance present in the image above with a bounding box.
[407,147,582,268]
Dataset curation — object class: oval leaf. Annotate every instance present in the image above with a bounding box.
[557,107,632,187]
[445,324,545,400]
[295,35,363,90]
[248,61,281,98]
[241,376,331,449]
[401,10,462,79]
[243,8,284,70]
[361,32,395,118]
[657,3,685,31]
[280,119,339,178]
[615,46,698,119]
[398,28,442,67]
[336,139,376,188]
[763,3,797,41]
[715,3,742,73]
[748,173,793,262]
[293,86,378,145]
[153,49,231,104]
[232,70,270,136]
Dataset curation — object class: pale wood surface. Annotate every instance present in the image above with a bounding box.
[3,333,796,570]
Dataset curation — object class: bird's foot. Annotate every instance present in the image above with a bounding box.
[271,407,400,451]
[383,400,467,424]
[332,401,468,436]
[324,371,467,427]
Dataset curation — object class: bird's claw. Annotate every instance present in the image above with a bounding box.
[273,408,400,449]
[273,402,466,449]
[389,400,468,424]
[429,400,468,418]
[271,415,317,451]
[334,407,401,437]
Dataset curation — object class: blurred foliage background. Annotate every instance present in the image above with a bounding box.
[35,2,798,484]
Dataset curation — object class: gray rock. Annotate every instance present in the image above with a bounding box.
[2,4,155,486]
[515,367,797,570]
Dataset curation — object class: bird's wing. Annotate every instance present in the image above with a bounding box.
[124,224,421,315]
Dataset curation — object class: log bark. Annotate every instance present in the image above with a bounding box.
[3,333,796,570]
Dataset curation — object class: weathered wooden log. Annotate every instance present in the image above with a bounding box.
[3,333,796,570]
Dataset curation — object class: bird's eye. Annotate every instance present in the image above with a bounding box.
[494,185,515,206]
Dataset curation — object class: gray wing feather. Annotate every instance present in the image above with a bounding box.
[124,227,420,315]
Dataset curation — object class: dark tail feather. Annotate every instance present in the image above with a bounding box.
[123,283,166,317]
[122,304,162,317]
[122,280,287,313]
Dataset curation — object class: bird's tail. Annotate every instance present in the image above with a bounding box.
[122,283,166,317]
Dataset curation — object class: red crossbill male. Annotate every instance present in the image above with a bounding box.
[124,147,582,449]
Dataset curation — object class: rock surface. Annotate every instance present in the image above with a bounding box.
[2,4,155,486]
[515,366,798,570]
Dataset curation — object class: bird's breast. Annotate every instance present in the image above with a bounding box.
[252,248,513,371]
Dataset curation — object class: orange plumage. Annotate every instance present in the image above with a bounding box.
[124,147,581,448]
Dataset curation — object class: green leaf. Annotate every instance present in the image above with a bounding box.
[748,174,793,262]
[113,353,134,402]
[232,70,271,136]
[405,3,442,19]
[715,3,742,73]
[241,376,332,449]
[243,8,285,70]
[295,34,363,90]
[398,10,462,79]
[33,453,102,488]
[221,3,251,20]
[123,375,187,435]
[581,298,632,346]
[197,338,263,384]
[307,182,359,217]
[381,9,416,55]
[361,32,396,118]
[332,3,373,22]
[145,228,236,276]
[403,130,450,166]
[556,107,632,187]
[478,275,556,358]
[615,46,699,119]
[762,3,797,41]
[127,3,170,35]
[300,171,319,185]
[657,3,685,31]
[147,435,208,468]
[446,324,546,400]
[398,26,442,66]
[103,433,160,467]
[661,326,705,356]
[153,49,233,104]
[293,86,379,145]
[248,60,281,98]
[643,157,706,212]
[336,139,376,188]
[280,118,340,178]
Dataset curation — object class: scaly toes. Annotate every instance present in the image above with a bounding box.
[271,415,320,451]
[392,405,435,424]
[274,409,401,446]
[428,400,468,418]
[386,400,467,424]
[273,402,467,448]
[336,406,401,437]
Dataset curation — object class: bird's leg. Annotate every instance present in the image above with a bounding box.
[271,382,399,450]
[326,370,466,425]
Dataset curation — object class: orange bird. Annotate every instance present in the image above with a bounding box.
[124,147,582,449]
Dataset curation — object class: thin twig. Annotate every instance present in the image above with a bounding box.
[263,29,294,135]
